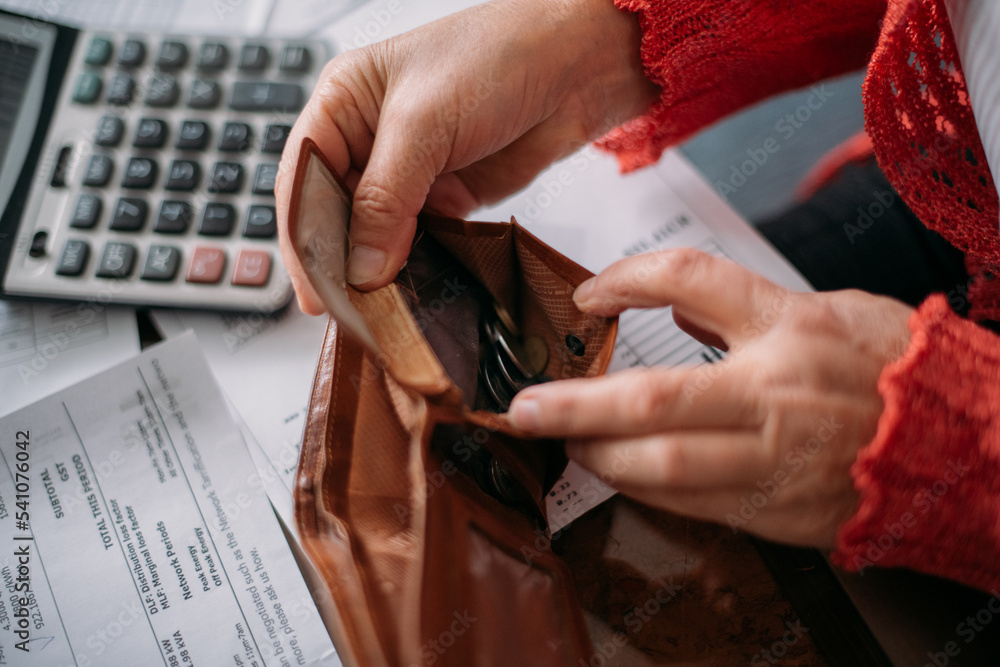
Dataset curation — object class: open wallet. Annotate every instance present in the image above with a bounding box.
[287,138,619,667]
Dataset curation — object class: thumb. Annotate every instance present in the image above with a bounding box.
[346,113,442,289]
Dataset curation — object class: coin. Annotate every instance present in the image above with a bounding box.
[493,302,520,337]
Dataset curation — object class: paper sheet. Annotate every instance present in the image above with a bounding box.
[149,306,328,529]
[0,301,138,418]
[473,146,813,532]
[0,0,274,36]
[0,333,339,665]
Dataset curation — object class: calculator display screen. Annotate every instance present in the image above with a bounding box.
[0,39,40,166]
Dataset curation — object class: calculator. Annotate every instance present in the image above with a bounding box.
[0,8,329,311]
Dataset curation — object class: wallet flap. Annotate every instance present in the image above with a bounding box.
[288,137,381,353]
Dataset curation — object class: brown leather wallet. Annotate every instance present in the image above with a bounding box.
[288,139,618,666]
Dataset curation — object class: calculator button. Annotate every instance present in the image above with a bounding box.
[176,120,211,150]
[83,155,114,187]
[232,250,271,287]
[133,118,168,148]
[154,201,192,234]
[106,73,136,105]
[261,124,290,154]
[118,39,146,68]
[122,157,158,189]
[84,37,113,66]
[71,194,103,229]
[207,162,244,193]
[29,231,48,257]
[229,81,303,112]
[279,46,311,74]
[156,41,188,70]
[186,247,226,283]
[95,115,124,147]
[96,242,137,278]
[141,245,181,281]
[252,163,278,196]
[199,202,236,235]
[145,74,180,107]
[73,73,103,104]
[238,44,269,71]
[188,79,221,109]
[51,146,71,187]
[218,122,252,152]
[56,240,90,276]
[165,160,200,191]
[243,205,276,238]
[110,197,149,231]
[198,42,229,71]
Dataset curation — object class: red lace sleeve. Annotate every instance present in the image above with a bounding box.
[598,0,888,171]
[832,295,1000,592]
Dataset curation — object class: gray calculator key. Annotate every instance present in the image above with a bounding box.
[176,120,210,150]
[145,74,180,107]
[71,194,103,229]
[95,115,124,146]
[106,72,135,105]
[84,37,113,66]
[156,41,188,70]
[252,163,278,196]
[261,124,290,154]
[96,242,137,278]
[198,42,229,70]
[83,154,114,187]
[219,122,252,152]
[121,157,158,189]
[200,203,236,235]
[229,81,303,112]
[110,197,148,231]
[280,46,311,74]
[56,240,90,276]
[141,245,181,281]
[118,39,146,68]
[154,201,192,233]
[207,162,243,193]
[188,79,221,109]
[133,118,168,148]
[165,160,200,191]
[243,205,276,238]
[73,73,103,104]
[238,44,269,71]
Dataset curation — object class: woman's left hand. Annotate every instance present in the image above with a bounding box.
[508,248,914,547]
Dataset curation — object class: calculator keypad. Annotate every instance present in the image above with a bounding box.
[5,32,326,310]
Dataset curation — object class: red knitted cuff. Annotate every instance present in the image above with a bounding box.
[597,0,886,171]
[832,295,1000,592]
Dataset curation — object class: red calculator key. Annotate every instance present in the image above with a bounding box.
[186,247,226,284]
[231,250,271,287]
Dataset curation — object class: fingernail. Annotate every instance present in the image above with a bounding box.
[574,278,595,306]
[346,246,387,285]
[508,398,541,431]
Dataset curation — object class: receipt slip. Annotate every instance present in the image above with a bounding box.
[0,333,340,666]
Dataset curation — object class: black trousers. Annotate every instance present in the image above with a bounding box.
[757,160,984,320]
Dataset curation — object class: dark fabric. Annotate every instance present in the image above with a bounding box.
[758,159,971,311]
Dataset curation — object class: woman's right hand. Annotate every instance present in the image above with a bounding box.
[275,0,658,313]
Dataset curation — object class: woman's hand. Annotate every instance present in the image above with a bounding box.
[508,249,914,548]
[275,0,658,313]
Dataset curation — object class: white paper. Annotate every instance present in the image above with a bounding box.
[319,0,485,52]
[150,306,328,528]
[0,301,139,418]
[473,146,813,532]
[0,334,339,665]
[0,0,274,35]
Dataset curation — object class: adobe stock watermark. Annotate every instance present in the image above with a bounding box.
[851,458,969,574]
[923,589,1000,667]
[842,189,897,244]
[715,84,835,200]
[750,619,810,666]
[582,579,682,667]
[347,0,406,49]
[410,609,477,667]
[725,415,844,533]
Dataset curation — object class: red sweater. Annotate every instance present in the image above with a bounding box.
[600,0,1000,592]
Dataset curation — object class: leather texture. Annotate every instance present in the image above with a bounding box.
[290,140,618,667]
